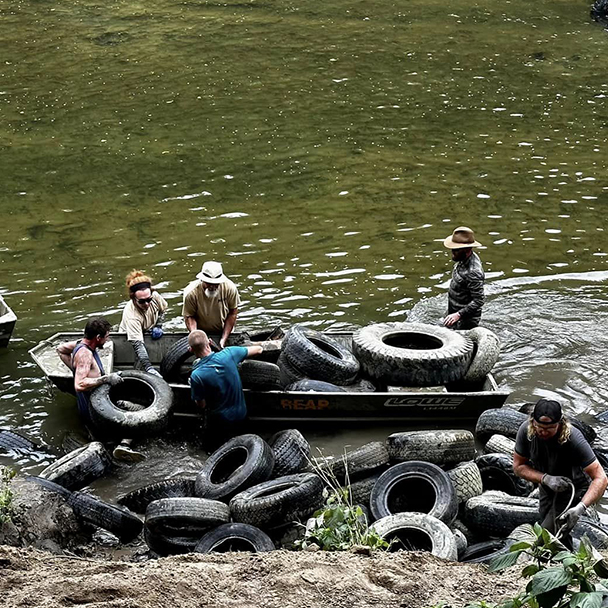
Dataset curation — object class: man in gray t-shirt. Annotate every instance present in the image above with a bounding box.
[513,399,607,542]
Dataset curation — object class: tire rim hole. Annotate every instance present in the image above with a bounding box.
[252,482,294,498]
[110,379,154,407]
[382,332,444,350]
[307,337,343,359]
[210,538,257,552]
[211,447,249,484]
[387,478,437,515]
[481,469,515,493]
[385,528,434,553]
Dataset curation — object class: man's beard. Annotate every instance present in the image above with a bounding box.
[205,288,218,298]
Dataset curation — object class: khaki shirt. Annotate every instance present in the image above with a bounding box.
[119,291,168,341]
[182,279,241,332]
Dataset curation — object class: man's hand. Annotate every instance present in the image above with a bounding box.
[443,312,461,327]
[103,372,123,386]
[151,327,163,340]
[541,474,572,493]
[147,368,163,378]
[557,502,587,533]
[219,337,226,349]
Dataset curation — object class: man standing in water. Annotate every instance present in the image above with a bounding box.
[182,261,241,348]
[513,398,607,545]
[442,226,485,330]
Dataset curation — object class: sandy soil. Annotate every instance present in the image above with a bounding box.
[0,545,523,608]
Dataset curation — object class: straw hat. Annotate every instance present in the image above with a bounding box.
[196,261,226,284]
[443,227,482,249]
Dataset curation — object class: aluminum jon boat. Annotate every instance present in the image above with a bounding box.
[0,295,17,348]
[29,330,510,424]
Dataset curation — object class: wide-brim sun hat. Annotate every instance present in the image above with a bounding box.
[443,226,482,249]
[196,261,226,284]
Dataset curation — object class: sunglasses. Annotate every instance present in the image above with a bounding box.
[137,297,153,304]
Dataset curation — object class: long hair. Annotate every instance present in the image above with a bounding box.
[125,269,153,298]
[527,416,571,445]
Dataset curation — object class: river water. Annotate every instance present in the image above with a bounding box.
[1,1,608,498]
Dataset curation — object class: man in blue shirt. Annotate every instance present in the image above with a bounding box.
[188,330,262,436]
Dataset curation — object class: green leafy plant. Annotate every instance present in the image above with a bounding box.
[296,450,389,552]
[0,467,16,525]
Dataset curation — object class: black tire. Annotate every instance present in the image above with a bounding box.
[451,518,480,545]
[447,461,483,504]
[464,491,539,537]
[230,473,324,529]
[453,528,468,559]
[268,429,310,477]
[475,453,534,497]
[117,478,196,514]
[352,322,474,387]
[195,434,274,501]
[282,325,360,386]
[370,512,458,561]
[387,430,475,467]
[475,408,527,443]
[460,540,508,564]
[39,442,110,491]
[370,461,458,525]
[332,442,390,482]
[238,360,282,391]
[90,370,174,438]
[26,476,73,499]
[115,399,146,412]
[195,523,275,553]
[144,526,199,556]
[346,472,383,509]
[344,378,379,392]
[485,434,516,455]
[145,497,230,536]
[572,518,608,551]
[68,491,143,542]
[0,429,39,452]
[278,353,306,388]
[159,337,194,383]
[285,379,347,393]
[461,327,500,383]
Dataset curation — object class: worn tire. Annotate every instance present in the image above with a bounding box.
[371,512,458,561]
[572,518,608,551]
[278,353,306,388]
[195,434,274,501]
[144,526,199,556]
[345,378,379,392]
[451,518,479,545]
[39,442,110,491]
[485,434,516,455]
[460,540,509,564]
[346,472,383,509]
[370,461,457,525]
[447,461,483,504]
[90,370,174,438]
[461,327,500,383]
[26,476,73,499]
[283,325,360,386]
[230,473,324,529]
[285,379,347,393]
[464,491,539,537]
[475,408,527,443]
[0,429,39,453]
[195,523,275,553]
[453,528,468,559]
[332,442,390,482]
[146,497,230,536]
[68,491,143,542]
[238,360,282,391]
[475,453,534,496]
[268,429,310,477]
[117,478,196,513]
[159,337,194,383]
[387,430,475,466]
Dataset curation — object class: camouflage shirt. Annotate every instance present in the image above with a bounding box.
[447,252,485,327]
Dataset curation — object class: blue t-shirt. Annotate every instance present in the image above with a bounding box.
[190,346,248,423]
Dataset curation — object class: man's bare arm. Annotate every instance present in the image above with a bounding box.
[57,341,77,369]
[73,350,106,392]
[245,345,264,358]
[580,460,608,507]
[513,452,545,485]
[185,316,198,332]
[219,308,238,347]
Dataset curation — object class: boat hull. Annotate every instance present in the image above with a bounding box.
[0,296,17,348]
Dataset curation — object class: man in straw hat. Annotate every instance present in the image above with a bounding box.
[182,261,241,348]
[442,226,485,330]
[513,398,607,545]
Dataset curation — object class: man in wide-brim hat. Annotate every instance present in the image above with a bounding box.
[442,226,485,329]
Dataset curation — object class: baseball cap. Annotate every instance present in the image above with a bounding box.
[532,399,563,424]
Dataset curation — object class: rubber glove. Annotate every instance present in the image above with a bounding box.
[104,372,123,386]
[147,368,163,378]
[558,502,587,533]
[541,474,572,493]
[151,326,163,340]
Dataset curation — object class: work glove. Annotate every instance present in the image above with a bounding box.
[151,326,163,340]
[557,502,587,533]
[541,474,572,493]
[147,368,163,378]
[104,372,123,386]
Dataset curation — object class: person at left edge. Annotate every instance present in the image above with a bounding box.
[119,269,167,377]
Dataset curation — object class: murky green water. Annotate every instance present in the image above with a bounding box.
[1,1,608,495]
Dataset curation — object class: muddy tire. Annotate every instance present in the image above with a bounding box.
[453,528,468,559]
[0,429,39,452]
[195,434,274,501]
[461,327,500,383]
[117,478,196,513]
[370,512,458,560]
[268,429,310,477]
[353,322,474,387]
[144,526,199,556]
[460,539,509,564]
[387,430,475,466]
[451,518,480,545]
[485,434,516,455]
[332,442,390,482]
[475,453,534,496]
[285,379,347,393]
[475,408,527,443]
[572,518,608,550]
[238,360,282,391]
[68,491,143,542]
[159,337,194,383]
[370,461,457,525]
[447,461,483,504]
[464,491,539,537]
[282,325,360,385]
[278,353,305,388]
[346,472,383,509]
[345,378,379,392]
[90,371,174,438]
[39,442,110,491]
[195,523,275,553]
[230,473,324,529]
[26,476,73,499]
[146,497,230,536]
